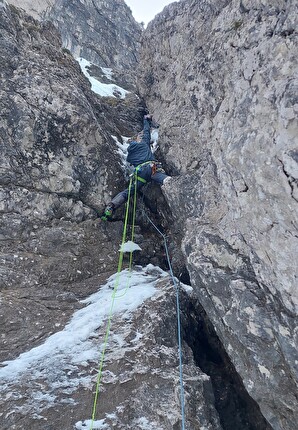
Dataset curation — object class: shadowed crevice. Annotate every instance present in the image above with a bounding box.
[182,295,273,430]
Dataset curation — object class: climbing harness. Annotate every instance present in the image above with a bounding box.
[135,160,153,169]
[135,160,165,181]
[134,160,152,184]
[91,174,186,430]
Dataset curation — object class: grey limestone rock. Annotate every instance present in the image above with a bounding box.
[0,1,221,429]
[8,0,142,74]
[1,0,298,429]
[138,0,298,429]
[0,0,138,379]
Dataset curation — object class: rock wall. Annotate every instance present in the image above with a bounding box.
[8,0,55,19]
[1,0,297,429]
[0,0,141,371]
[8,0,142,71]
[138,0,298,429]
[0,2,221,429]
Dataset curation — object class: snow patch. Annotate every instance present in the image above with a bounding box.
[134,416,163,429]
[111,135,132,174]
[77,58,129,98]
[75,418,108,429]
[181,283,193,294]
[101,67,113,80]
[0,266,164,414]
[130,330,144,344]
[119,241,142,253]
[150,129,159,153]
[247,379,254,390]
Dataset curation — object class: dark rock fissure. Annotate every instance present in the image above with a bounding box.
[178,267,191,286]
[182,296,273,430]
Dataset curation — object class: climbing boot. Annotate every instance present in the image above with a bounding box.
[101,205,114,221]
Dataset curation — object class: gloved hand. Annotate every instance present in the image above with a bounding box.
[144,114,153,120]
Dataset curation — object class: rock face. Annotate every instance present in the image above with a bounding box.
[8,0,55,19]
[0,0,143,382]
[8,0,142,71]
[0,2,219,429]
[138,0,298,429]
[1,0,297,429]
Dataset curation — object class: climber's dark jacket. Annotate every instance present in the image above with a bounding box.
[107,116,169,212]
[126,118,155,167]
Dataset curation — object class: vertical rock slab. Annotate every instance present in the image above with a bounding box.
[0,0,136,371]
[138,0,298,428]
[8,0,142,72]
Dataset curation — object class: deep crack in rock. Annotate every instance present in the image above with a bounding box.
[182,294,273,430]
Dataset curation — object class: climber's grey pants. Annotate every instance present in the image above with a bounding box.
[111,164,169,210]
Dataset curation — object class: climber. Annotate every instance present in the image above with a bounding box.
[101,114,170,221]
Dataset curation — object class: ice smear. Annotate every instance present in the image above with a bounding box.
[150,129,159,153]
[119,241,142,253]
[101,67,113,80]
[111,135,132,175]
[76,415,165,430]
[0,267,160,381]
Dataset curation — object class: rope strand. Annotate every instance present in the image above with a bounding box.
[140,199,186,430]
[114,172,138,299]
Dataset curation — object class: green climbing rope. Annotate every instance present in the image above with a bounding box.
[115,171,139,299]
[90,172,138,429]
[90,169,186,430]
